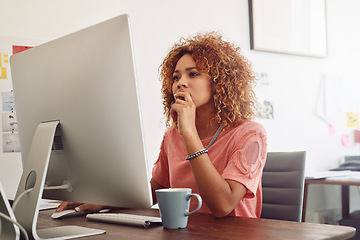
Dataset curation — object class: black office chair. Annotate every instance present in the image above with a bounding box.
[261,151,306,222]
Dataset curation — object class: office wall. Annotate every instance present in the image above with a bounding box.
[1,0,359,221]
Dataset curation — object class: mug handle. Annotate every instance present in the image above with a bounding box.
[185,193,202,216]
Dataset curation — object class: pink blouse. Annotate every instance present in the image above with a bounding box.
[152,121,267,218]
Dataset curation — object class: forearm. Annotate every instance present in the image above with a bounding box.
[183,133,245,218]
[150,178,166,205]
[190,157,239,217]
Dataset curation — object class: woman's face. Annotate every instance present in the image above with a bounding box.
[171,54,213,109]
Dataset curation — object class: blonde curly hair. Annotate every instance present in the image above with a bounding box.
[160,32,256,129]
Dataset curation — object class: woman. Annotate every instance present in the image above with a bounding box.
[150,32,267,218]
[56,32,267,218]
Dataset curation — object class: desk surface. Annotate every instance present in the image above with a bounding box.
[306,177,360,186]
[37,208,355,240]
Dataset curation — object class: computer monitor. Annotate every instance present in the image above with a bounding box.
[9,14,152,239]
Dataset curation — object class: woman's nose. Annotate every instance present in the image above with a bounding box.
[177,76,188,88]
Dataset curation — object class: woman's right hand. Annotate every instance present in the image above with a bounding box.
[171,92,197,138]
[55,201,105,213]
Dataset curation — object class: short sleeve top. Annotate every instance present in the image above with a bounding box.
[152,121,267,218]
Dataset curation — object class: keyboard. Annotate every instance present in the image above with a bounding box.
[86,213,162,228]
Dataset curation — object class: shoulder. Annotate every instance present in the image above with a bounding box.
[164,126,180,137]
[162,126,182,145]
[240,121,266,134]
[231,121,266,138]
[228,121,267,149]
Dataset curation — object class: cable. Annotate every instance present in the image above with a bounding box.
[12,183,70,212]
[6,183,70,240]
[0,212,29,240]
[43,183,70,191]
[11,188,33,212]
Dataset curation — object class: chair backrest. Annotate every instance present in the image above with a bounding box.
[345,155,360,161]
[261,151,306,222]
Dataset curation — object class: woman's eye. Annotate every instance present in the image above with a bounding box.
[189,72,199,77]
[173,75,180,82]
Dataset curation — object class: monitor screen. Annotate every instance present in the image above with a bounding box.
[10,15,152,210]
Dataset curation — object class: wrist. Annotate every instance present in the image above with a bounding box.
[186,149,208,160]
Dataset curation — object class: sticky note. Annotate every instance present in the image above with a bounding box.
[341,135,351,147]
[355,130,360,143]
[347,112,359,128]
[0,52,8,79]
[328,124,336,136]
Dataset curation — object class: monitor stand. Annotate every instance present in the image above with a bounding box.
[0,181,20,240]
[13,121,105,240]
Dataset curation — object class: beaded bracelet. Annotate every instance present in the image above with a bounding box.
[186,149,209,160]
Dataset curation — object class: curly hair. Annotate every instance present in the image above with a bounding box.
[159,32,256,129]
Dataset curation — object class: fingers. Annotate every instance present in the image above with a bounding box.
[173,92,193,104]
[55,201,76,212]
[172,92,194,114]
[75,204,104,213]
[171,109,178,123]
[55,201,104,213]
[172,92,195,117]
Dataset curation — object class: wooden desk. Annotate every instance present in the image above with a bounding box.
[37,208,355,240]
[303,177,360,222]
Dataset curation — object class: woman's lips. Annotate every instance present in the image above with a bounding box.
[175,96,185,101]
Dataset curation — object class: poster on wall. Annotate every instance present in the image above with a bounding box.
[257,100,274,119]
[249,0,328,57]
[255,72,275,120]
[2,91,20,152]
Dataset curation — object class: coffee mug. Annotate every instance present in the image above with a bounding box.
[155,188,202,229]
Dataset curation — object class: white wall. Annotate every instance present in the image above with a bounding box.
[1,0,360,221]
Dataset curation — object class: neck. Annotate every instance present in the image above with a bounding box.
[195,108,220,140]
